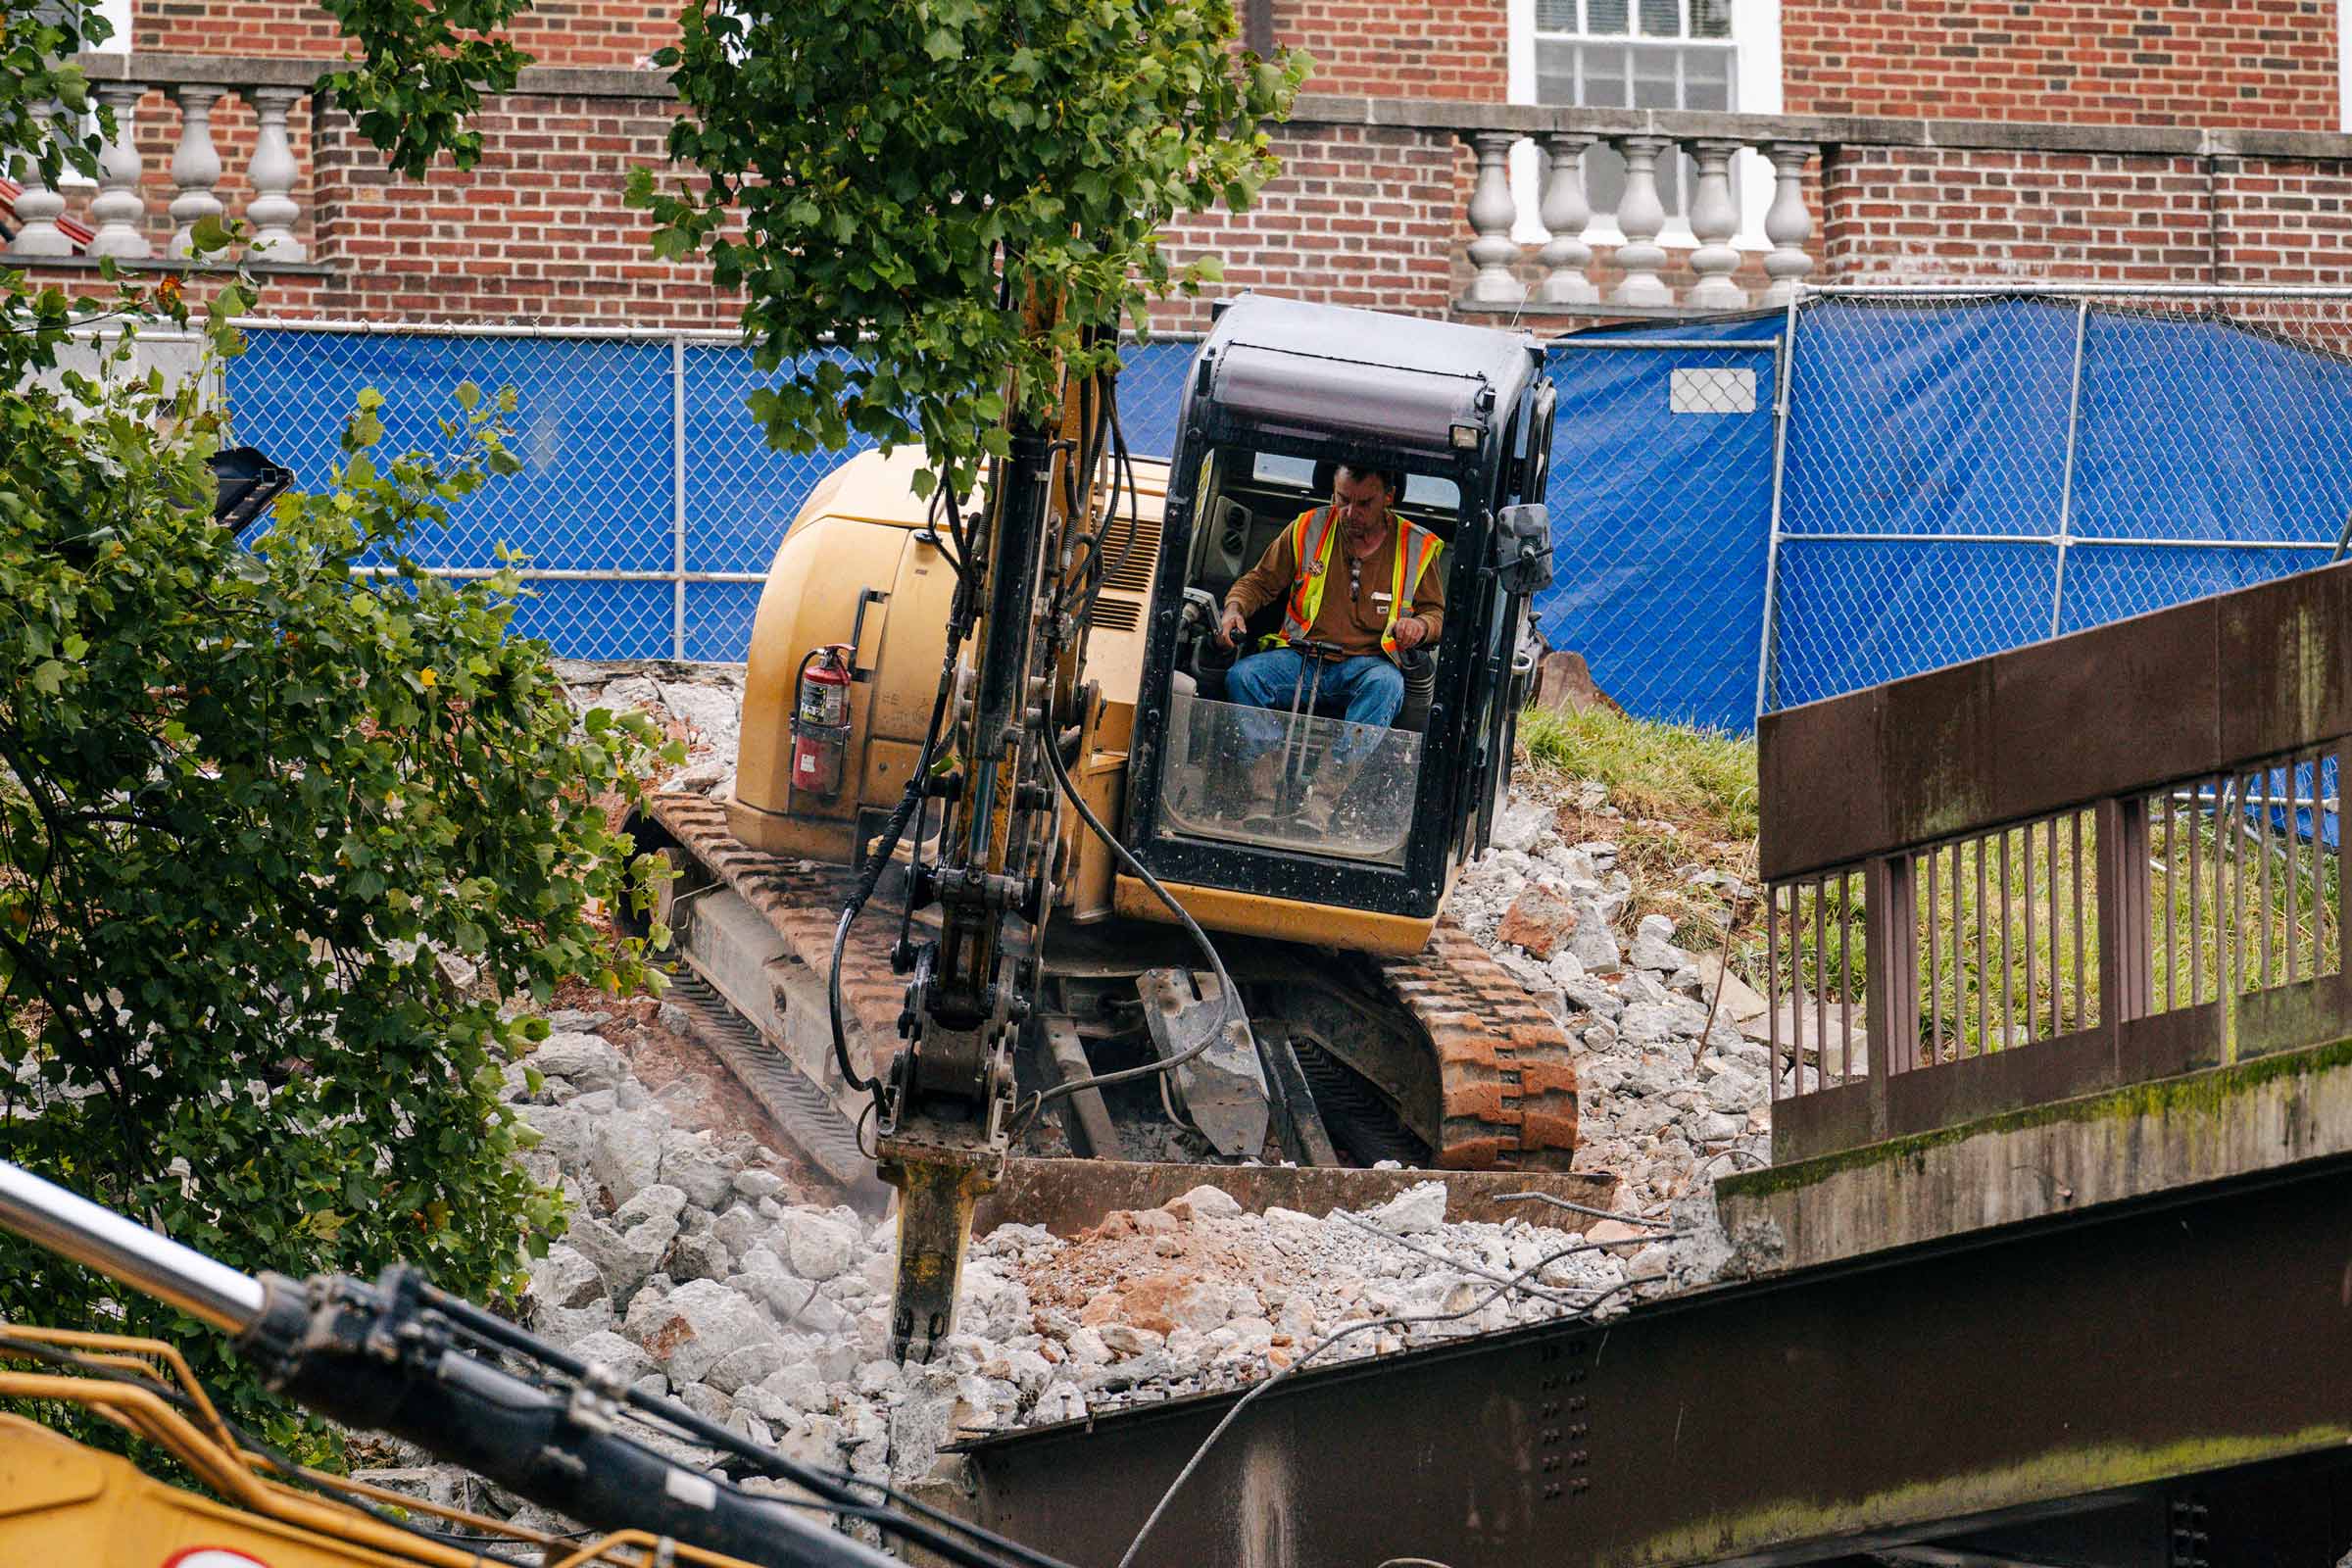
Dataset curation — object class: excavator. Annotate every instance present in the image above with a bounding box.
[626,294,1572,1362]
[0,296,1570,1567]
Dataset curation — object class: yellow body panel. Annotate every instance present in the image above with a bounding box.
[0,1413,442,1567]
[724,446,1166,863]
[1112,873,1438,957]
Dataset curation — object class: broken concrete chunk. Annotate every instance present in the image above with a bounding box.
[1495,881,1582,960]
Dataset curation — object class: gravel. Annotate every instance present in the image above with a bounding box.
[357,667,1791,1525]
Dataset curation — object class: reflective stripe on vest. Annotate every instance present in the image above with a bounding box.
[1270,507,1444,661]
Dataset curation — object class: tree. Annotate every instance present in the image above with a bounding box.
[1,0,1293,1452]
[0,1,673,1448]
[323,0,1306,501]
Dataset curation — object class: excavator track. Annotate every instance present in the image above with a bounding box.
[1378,921,1581,1171]
[644,792,909,1066]
[646,791,1578,1173]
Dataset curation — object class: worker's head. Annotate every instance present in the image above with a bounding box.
[1332,463,1403,537]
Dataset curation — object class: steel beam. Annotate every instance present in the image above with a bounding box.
[959,1155,2352,1568]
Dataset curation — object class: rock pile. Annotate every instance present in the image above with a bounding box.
[1449,788,1775,1218]
[417,1014,1645,1520]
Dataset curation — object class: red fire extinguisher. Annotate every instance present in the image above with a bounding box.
[791,644,855,797]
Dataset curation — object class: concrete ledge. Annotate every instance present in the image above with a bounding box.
[1716,1034,2352,1271]
[74,58,2352,162]
[75,51,674,101]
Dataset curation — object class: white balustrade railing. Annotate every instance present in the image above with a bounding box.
[8,65,314,264]
[1460,123,1819,314]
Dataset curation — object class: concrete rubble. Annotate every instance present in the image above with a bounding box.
[355,666,1788,1520]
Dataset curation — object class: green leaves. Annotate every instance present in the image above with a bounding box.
[633,0,1306,500]
[0,319,661,1459]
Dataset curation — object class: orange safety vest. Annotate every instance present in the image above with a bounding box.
[1268,506,1445,662]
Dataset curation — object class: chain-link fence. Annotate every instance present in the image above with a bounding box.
[1759,288,2352,714]
[223,322,1202,662]
[1543,324,1783,731]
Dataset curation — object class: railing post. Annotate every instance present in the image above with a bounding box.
[89,82,152,260]
[2097,796,2152,1033]
[1608,134,1674,308]
[1761,141,1818,306]
[1863,853,1919,1138]
[1462,130,1523,306]
[6,114,74,257]
[244,86,307,261]
[1536,131,1597,306]
[167,83,228,258]
[1686,138,1745,310]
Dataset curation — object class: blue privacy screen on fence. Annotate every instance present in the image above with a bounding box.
[1765,295,2352,710]
[1541,316,1782,732]
[224,294,2352,732]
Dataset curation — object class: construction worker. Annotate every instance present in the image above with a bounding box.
[1215,461,1446,810]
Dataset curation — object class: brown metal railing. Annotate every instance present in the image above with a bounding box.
[1758,564,2352,1160]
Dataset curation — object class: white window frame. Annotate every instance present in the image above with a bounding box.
[2340,0,2352,133]
[1506,0,1781,250]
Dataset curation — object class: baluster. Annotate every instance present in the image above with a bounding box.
[88,82,151,260]
[244,86,306,260]
[168,83,227,259]
[1609,133,1672,308]
[1536,131,1597,306]
[7,109,74,257]
[1462,130,1522,306]
[1762,140,1818,306]
[1686,138,1744,309]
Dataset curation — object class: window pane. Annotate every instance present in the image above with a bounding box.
[1631,41,1679,108]
[1685,48,1732,111]
[1587,0,1630,35]
[1535,37,1580,104]
[1535,0,1577,30]
[1583,144,1626,219]
[1639,0,1680,37]
[1691,0,1732,38]
[1580,43,1630,106]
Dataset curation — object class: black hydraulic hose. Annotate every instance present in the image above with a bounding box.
[406,1282,1072,1568]
[827,651,961,1101]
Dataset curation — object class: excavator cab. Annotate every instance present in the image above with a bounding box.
[1122,296,1557,956]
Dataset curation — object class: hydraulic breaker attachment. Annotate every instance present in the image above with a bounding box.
[878,1133,1001,1365]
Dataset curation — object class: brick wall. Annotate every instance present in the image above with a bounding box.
[1818,145,2352,288]
[1269,0,1507,100]
[1785,0,2343,132]
[307,92,735,323]
[137,0,679,70]
[1152,122,1470,331]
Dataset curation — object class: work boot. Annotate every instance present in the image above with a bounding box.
[1245,751,1282,806]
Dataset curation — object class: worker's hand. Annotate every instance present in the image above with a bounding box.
[1217,605,1247,648]
[1392,615,1428,651]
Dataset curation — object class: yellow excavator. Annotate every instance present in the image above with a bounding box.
[0,299,1570,1565]
[626,295,1572,1361]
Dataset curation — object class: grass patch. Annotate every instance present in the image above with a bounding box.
[1518,705,1759,844]
[1515,706,1762,953]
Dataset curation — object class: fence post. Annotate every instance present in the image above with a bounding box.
[2049,297,2090,638]
[671,335,688,662]
[2096,795,2152,1038]
[1753,289,1802,721]
[1862,852,1918,1139]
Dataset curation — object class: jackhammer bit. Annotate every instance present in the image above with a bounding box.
[876,1029,1014,1364]
[878,1137,1000,1365]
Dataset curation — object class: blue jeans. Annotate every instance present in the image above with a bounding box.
[1225,650,1403,764]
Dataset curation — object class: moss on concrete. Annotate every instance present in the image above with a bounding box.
[1719,1033,2352,1203]
[1629,1424,2352,1567]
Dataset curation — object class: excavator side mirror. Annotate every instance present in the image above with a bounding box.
[1492,502,1552,595]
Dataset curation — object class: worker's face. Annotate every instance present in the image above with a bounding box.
[1332,470,1394,539]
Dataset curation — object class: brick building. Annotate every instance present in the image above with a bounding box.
[8,1,2352,328]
